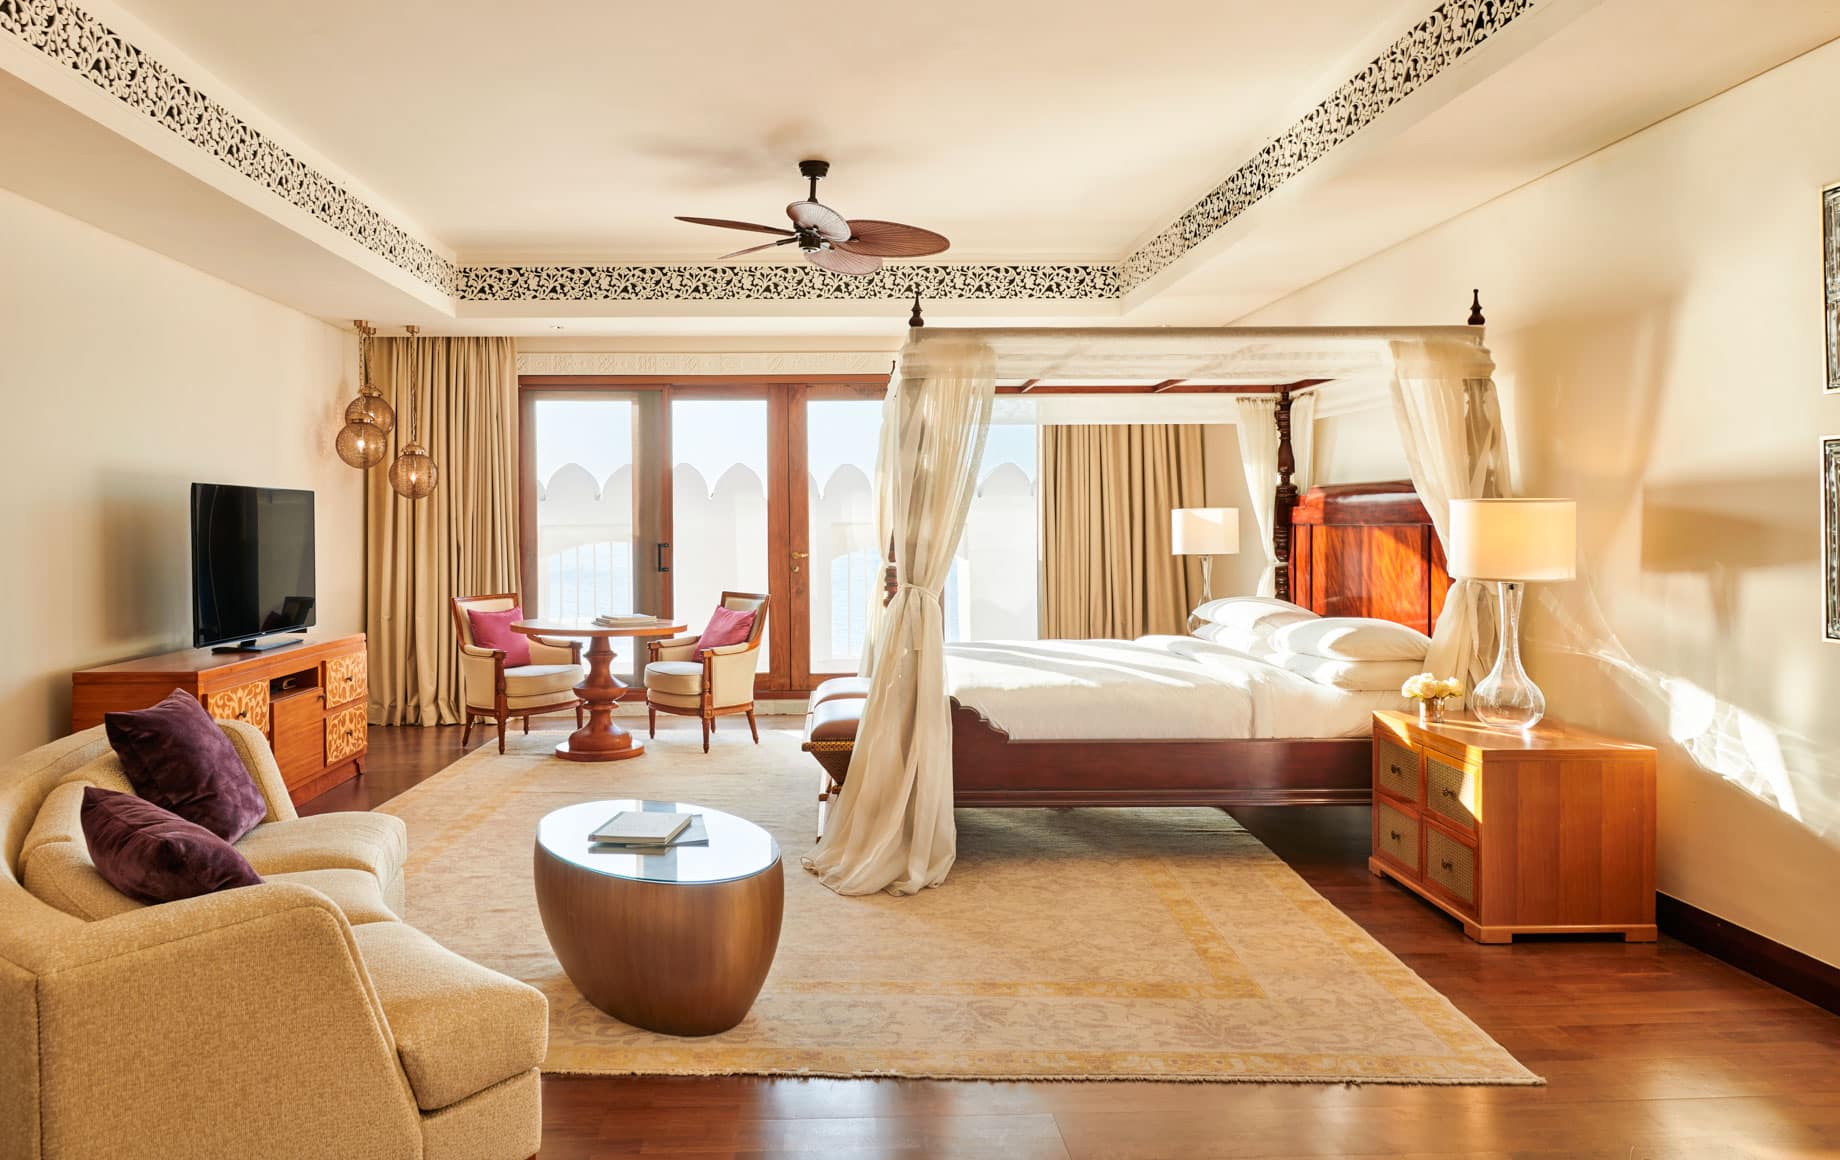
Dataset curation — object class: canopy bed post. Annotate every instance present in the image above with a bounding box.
[1273,384,1298,602]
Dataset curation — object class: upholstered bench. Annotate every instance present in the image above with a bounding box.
[801,680,867,836]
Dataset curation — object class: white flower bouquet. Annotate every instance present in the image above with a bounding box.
[1401,673,1462,723]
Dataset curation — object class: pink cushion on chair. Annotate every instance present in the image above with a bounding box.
[695,606,757,660]
[467,606,531,667]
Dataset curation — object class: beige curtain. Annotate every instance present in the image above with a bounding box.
[366,336,521,726]
[1039,424,1207,638]
[804,337,996,896]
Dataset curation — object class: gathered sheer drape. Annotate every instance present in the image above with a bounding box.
[1388,339,1512,696]
[1040,424,1205,637]
[857,387,900,680]
[366,336,520,726]
[804,338,996,895]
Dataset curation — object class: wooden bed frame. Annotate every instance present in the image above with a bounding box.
[945,477,1446,809]
[808,296,1478,816]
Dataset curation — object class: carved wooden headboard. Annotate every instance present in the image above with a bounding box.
[1287,481,1449,635]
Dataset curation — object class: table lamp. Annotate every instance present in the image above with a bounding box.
[1171,507,1240,608]
[1448,498,1577,730]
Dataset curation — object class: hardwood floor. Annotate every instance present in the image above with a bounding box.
[319,721,1840,1159]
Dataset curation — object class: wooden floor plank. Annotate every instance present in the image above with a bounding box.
[330,721,1840,1159]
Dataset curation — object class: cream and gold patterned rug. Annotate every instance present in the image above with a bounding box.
[378,721,1538,1085]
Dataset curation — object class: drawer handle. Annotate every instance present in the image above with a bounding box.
[1440,859,1455,871]
[1388,830,1402,842]
[1440,787,1459,799]
[1388,764,1403,776]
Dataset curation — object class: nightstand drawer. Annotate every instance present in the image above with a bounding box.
[1425,826,1477,908]
[1374,801,1421,874]
[1424,750,1478,832]
[1375,733,1420,803]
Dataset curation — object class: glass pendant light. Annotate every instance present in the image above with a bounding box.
[389,325,438,499]
[336,321,391,468]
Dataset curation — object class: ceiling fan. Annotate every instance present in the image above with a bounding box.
[675,160,949,276]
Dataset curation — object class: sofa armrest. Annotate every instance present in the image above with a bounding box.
[216,718,297,823]
[527,638,579,666]
[33,883,422,1157]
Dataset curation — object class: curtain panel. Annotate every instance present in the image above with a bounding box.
[1039,423,1207,638]
[805,338,996,896]
[1387,339,1513,697]
[365,336,521,726]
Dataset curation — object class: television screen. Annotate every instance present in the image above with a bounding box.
[191,483,317,648]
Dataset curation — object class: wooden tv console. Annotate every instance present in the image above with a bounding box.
[72,633,369,806]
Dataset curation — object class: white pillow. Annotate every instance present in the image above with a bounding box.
[1270,617,1432,662]
[1274,652,1424,692]
[1192,596,1319,633]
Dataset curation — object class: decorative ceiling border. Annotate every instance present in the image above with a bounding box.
[1121,0,1539,292]
[463,262,1119,303]
[0,0,460,295]
[1,0,1532,304]
[518,351,896,376]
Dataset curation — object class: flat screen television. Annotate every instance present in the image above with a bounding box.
[190,483,317,651]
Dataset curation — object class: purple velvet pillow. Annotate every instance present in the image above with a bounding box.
[467,605,532,667]
[80,787,262,905]
[104,689,267,843]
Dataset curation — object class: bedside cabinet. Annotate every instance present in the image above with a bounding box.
[1369,710,1657,944]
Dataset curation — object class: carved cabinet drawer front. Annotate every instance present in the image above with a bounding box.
[205,680,270,733]
[325,703,368,765]
[1425,753,1478,831]
[324,653,368,708]
[1374,801,1421,874]
[1425,827,1477,908]
[1375,734,1420,803]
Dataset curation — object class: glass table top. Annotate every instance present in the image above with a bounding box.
[535,799,780,885]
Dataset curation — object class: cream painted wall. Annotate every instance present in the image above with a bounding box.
[1243,40,1840,967]
[0,189,363,755]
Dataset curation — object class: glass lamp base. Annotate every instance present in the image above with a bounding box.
[1472,580,1546,731]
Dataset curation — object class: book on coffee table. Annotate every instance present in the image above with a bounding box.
[593,613,660,627]
[591,810,691,846]
[589,815,709,854]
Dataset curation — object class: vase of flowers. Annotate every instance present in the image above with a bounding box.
[1402,673,1463,725]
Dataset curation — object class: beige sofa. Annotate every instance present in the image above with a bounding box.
[0,721,545,1160]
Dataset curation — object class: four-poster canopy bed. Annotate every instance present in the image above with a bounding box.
[802,297,1508,896]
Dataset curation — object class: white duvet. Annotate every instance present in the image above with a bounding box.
[944,635,1405,742]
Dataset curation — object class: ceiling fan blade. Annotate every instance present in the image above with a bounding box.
[805,247,883,276]
[786,200,852,242]
[718,237,798,260]
[836,219,951,258]
[675,216,795,237]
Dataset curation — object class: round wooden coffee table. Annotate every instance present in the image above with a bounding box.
[533,799,784,1037]
[509,618,685,762]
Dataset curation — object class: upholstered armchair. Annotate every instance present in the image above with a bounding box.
[644,591,768,753]
[449,592,585,753]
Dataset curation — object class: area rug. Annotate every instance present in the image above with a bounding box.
[377,721,1539,1085]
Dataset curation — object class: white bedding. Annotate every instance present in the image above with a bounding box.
[944,635,1407,742]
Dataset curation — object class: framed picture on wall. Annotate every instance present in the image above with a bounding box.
[1827,186,1840,393]
[1826,438,1840,641]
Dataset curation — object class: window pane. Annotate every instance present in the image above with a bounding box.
[672,400,770,671]
[534,398,635,624]
[951,423,1038,642]
[807,401,882,673]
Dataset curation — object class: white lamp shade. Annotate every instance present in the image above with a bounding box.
[1448,499,1577,581]
[1171,507,1239,556]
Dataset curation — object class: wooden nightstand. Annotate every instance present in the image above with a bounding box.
[1369,710,1657,944]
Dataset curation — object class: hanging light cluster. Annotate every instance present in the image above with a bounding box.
[387,325,438,499]
[335,321,391,468]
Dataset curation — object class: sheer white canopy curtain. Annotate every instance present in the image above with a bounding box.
[804,338,996,896]
[1235,392,1315,596]
[1388,339,1513,697]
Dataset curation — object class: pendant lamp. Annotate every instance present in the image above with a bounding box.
[388,325,438,499]
[335,321,388,469]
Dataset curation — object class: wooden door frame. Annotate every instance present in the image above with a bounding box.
[518,374,887,697]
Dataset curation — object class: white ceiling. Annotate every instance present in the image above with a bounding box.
[100,0,1431,261]
[2,0,1838,334]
